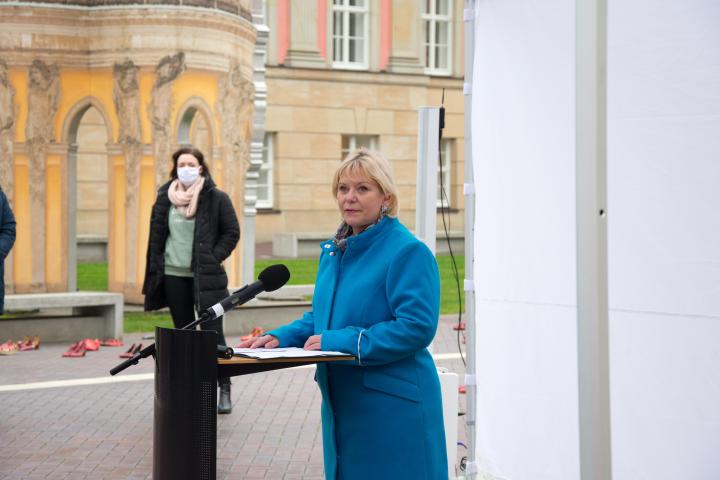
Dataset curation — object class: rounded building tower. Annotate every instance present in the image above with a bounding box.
[0,0,257,299]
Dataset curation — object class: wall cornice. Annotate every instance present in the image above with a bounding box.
[0,4,256,70]
[0,0,253,21]
[266,66,463,89]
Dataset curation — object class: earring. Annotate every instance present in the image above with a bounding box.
[381,204,389,216]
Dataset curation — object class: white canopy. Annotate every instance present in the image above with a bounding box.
[468,1,720,478]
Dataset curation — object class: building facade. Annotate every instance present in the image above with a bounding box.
[0,0,464,299]
[256,0,465,249]
[0,0,258,300]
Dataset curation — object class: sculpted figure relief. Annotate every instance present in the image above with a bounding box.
[216,61,255,205]
[26,59,59,198]
[113,60,142,205]
[0,60,15,201]
[149,52,185,187]
[114,60,142,284]
[25,59,59,287]
[113,60,141,146]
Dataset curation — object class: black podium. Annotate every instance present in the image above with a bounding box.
[153,327,353,480]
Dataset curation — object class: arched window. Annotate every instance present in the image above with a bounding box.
[176,98,216,166]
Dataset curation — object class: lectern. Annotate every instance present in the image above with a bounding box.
[153,327,353,480]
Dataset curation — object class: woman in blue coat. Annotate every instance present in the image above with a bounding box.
[239,148,448,479]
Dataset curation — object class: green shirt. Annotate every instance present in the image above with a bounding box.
[164,205,195,278]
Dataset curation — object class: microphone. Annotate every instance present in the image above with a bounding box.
[217,345,234,360]
[110,264,291,376]
[202,264,290,323]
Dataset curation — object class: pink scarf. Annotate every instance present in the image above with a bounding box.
[168,176,205,218]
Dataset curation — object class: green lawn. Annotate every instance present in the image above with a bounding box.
[255,258,319,285]
[77,254,465,333]
[76,262,108,291]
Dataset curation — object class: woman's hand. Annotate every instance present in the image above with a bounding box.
[303,335,322,351]
[237,334,279,349]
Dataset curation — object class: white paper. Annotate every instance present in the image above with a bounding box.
[232,347,350,360]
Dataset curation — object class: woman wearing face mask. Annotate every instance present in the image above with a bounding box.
[142,147,240,414]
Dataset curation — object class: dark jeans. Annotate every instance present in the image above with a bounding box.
[164,274,230,387]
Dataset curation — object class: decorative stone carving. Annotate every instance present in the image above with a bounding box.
[26,59,59,288]
[216,60,255,206]
[113,59,142,285]
[149,52,185,187]
[113,60,141,146]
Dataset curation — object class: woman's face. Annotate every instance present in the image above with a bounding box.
[336,173,390,234]
[177,153,201,173]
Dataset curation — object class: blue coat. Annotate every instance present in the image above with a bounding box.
[269,216,448,480]
[0,189,16,314]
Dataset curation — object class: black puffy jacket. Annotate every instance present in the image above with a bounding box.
[142,177,240,312]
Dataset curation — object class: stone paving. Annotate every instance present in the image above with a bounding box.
[0,315,468,479]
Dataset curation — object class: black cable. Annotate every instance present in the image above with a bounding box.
[438,89,466,367]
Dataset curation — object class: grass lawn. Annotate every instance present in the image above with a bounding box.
[76,262,108,291]
[77,254,465,333]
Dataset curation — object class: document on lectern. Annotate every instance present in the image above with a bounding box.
[232,347,350,360]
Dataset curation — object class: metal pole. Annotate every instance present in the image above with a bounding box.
[576,0,612,478]
[462,0,477,477]
[415,106,440,255]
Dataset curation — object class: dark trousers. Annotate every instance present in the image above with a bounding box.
[164,274,230,386]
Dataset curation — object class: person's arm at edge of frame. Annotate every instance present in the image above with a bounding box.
[320,241,440,366]
[0,190,16,260]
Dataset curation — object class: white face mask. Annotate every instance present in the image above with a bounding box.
[177,166,200,186]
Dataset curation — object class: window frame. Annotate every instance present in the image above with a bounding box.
[422,0,453,76]
[437,138,452,208]
[256,133,274,209]
[341,134,379,160]
[332,0,370,70]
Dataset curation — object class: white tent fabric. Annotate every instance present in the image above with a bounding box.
[606,2,720,478]
[471,1,720,479]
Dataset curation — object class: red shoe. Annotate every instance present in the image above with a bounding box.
[17,336,40,351]
[458,385,467,394]
[0,340,18,356]
[82,338,101,351]
[62,341,87,358]
[119,343,136,358]
[453,322,466,331]
[101,338,124,347]
[119,343,142,358]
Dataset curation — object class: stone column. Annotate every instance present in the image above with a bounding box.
[242,0,270,284]
[114,60,142,288]
[387,0,424,74]
[26,59,59,290]
[149,52,186,187]
[217,58,256,285]
[282,0,326,68]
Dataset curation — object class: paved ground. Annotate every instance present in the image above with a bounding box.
[0,314,469,479]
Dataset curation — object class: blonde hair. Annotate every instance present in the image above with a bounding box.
[332,148,398,216]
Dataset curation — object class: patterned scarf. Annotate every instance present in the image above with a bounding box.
[167,176,205,218]
[332,211,386,252]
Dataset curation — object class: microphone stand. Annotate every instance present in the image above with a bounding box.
[109,263,289,376]
[110,311,215,376]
